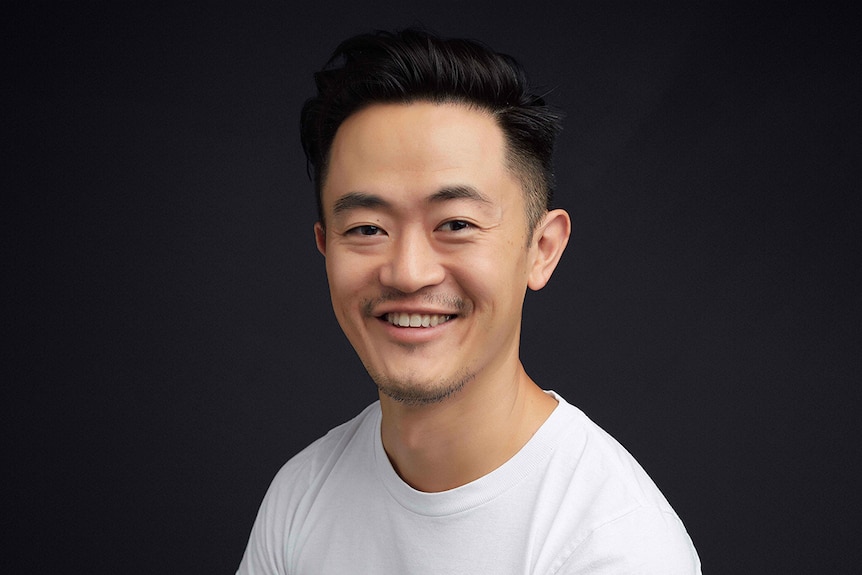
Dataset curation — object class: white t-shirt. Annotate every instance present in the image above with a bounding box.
[237,391,701,574]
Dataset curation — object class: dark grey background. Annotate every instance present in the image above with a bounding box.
[4,1,859,573]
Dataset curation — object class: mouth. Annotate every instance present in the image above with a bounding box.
[383,312,456,328]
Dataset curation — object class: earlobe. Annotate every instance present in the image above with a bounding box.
[527,209,571,291]
[314,222,327,256]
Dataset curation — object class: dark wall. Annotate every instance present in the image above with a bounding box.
[5,2,859,572]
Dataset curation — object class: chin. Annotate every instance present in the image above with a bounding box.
[372,370,474,406]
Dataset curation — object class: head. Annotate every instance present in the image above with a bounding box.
[300,28,562,239]
[304,30,570,407]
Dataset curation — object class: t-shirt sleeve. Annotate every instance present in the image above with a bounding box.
[235,451,319,575]
[553,506,702,575]
[235,476,290,575]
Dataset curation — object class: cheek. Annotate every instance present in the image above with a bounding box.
[326,253,374,309]
[454,251,529,310]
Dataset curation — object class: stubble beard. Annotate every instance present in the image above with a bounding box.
[357,291,473,406]
[370,369,475,407]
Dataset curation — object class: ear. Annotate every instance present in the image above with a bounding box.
[528,209,571,291]
[314,222,327,256]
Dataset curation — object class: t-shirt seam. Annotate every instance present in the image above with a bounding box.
[543,505,680,575]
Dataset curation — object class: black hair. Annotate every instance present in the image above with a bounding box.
[300,28,562,234]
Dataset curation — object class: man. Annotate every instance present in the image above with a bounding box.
[237,29,701,574]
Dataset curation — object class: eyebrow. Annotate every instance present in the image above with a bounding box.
[332,192,390,217]
[331,185,492,218]
[427,185,493,206]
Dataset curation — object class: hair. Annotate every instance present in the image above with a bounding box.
[300,28,563,236]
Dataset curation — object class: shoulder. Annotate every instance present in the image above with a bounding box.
[540,392,701,573]
[268,401,380,501]
[236,402,380,575]
[546,392,678,513]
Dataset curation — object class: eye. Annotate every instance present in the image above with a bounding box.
[438,220,471,232]
[346,225,384,236]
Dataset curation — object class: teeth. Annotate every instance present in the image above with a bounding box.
[386,313,453,328]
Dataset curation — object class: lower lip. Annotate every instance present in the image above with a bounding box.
[376,316,455,343]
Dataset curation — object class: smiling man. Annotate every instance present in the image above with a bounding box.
[237,29,701,574]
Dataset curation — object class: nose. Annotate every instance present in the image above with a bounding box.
[378,229,445,293]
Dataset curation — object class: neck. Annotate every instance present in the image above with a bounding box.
[378,362,557,492]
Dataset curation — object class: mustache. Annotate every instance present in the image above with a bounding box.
[362,291,466,316]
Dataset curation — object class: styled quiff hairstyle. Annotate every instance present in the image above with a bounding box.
[300,28,562,236]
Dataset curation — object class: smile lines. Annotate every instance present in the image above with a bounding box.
[385,312,454,328]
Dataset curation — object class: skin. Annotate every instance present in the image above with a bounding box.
[314,102,571,492]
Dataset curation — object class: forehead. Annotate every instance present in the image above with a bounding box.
[322,102,519,212]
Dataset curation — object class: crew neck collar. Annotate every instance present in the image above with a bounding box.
[373,390,573,516]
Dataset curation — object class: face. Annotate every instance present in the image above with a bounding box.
[315,102,547,405]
